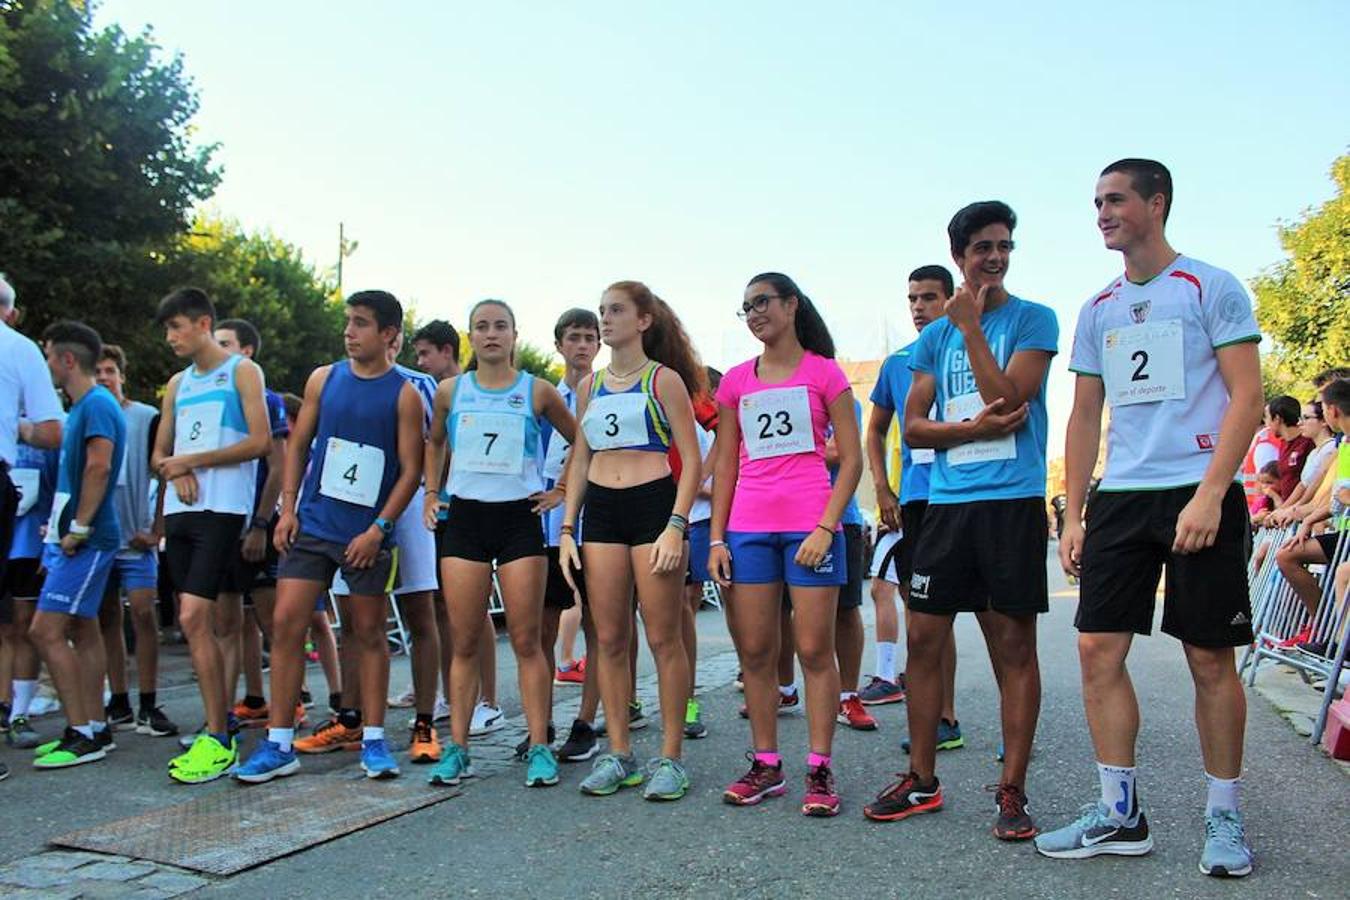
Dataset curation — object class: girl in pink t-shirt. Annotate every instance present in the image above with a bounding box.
[710,272,862,817]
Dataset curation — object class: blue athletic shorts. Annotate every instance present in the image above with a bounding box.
[110,549,158,593]
[686,520,711,585]
[726,530,848,587]
[38,547,117,619]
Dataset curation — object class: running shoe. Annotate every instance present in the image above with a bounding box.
[1276,624,1314,650]
[232,701,269,728]
[409,720,442,763]
[557,719,598,762]
[7,715,42,749]
[433,695,450,723]
[170,734,237,784]
[683,699,708,739]
[524,744,560,787]
[722,754,786,806]
[136,706,180,737]
[596,700,648,736]
[991,783,1037,841]
[858,675,905,706]
[33,728,105,769]
[554,658,586,686]
[802,764,840,817]
[360,738,400,779]
[388,685,416,708]
[469,701,504,736]
[644,757,690,801]
[300,688,314,708]
[579,752,642,796]
[734,671,744,691]
[739,688,801,718]
[294,718,363,753]
[233,739,300,784]
[1199,809,1252,878]
[901,718,964,753]
[514,723,557,760]
[863,772,943,822]
[105,702,135,731]
[1034,802,1152,859]
[94,726,117,752]
[428,743,473,786]
[33,737,61,757]
[837,696,878,731]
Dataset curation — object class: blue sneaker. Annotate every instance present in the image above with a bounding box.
[1199,809,1252,877]
[901,718,964,753]
[1035,801,1152,859]
[233,739,300,784]
[579,752,642,796]
[524,744,560,787]
[428,743,473,786]
[643,757,690,801]
[360,738,400,780]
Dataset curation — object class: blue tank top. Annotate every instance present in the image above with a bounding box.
[581,363,670,453]
[299,361,406,544]
[447,371,543,502]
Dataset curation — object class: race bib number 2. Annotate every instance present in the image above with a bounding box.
[319,438,384,507]
[740,386,814,461]
[1103,319,1185,407]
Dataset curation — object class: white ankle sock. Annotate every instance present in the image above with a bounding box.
[876,642,897,682]
[12,679,37,717]
[363,726,385,742]
[1097,762,1137,824]
[268,727,294,752]
[778,683,796,697]
[1204,772,1240,815]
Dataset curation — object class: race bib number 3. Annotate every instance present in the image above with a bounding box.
[740,386,815,461]
[1103,319,1185,407]
[44,491,70,543]
[13,468,41,517]
[945,392,1016,467]
[584,393,650,451]
[319,438,385,508]
[174,401,224,455]
[456,412,525,475]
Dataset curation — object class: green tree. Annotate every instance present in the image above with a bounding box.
[1252,153,1350,384]
[514,341,562,384]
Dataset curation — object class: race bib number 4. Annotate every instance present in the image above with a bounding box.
[584,393,650,451]
[174,401,224,455]
[740,386,814,461]
[456,412,525,475]
[44,491,70,543]
[13,468,41,517]
[319,438,385,508]
[945,392,1016,467]
[1103,319,1185,407]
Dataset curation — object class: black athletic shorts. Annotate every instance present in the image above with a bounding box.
[0,466,16,596]
[224,521,280,599]
[896,501,928,586]
[1076,483,1252,647]
[164,512,247,600]
[1315,531,1346,565]
[0,556,43,624]
[438,497,544,565]
[838,524,864,611]
[582,476,679,546]
[545,546,583,610]
[908,498,1048,616]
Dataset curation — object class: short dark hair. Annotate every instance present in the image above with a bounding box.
[1312,366,1350,389]
[553,308,600,342]
[948,201,1017,257]
[100,344,127,374]
[412,320,460,363]
[155,287,215,327]
[217,318,262,357]
[282,392,302,421]
[1258,460,1280,479]
[346,290,403,331]
[42,320,103,373]
[1268,395,1301,427]
[1101,158,1173,223]
[908,265,955,298]
[1320,378,1350,417]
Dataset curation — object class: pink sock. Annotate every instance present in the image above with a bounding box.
[808,752,831,769]
[753,751,781,767]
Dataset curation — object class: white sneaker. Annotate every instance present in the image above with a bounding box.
[469,701,503,736]
[433,695,450,723]
[387,685,416,708]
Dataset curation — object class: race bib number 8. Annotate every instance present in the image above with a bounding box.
[740,386,814,461]
[319,438,385,508]
[174,401,224,455]
[945,392,1016,467]
[584,393,650,451]
[44,491,70,544]
[13,468,41,517]
[455,412,525,475]
[1103,319,1185,407]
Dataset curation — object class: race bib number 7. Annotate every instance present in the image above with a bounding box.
[455,412,525,475]
[319,438,385,508]
[740,386,814,461]
[1103,319,1185,407]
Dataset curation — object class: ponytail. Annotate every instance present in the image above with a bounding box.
[747,272,836,358]
[605,281,707,397]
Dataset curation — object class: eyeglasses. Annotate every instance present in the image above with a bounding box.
[1300,413,1322,422]
[737,294,785,319]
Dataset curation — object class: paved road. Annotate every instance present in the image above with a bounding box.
[2,552,1346,898]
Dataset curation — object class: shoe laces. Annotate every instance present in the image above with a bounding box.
[987,783,1027,817]
[412,720,434,743]
[1205,809,1245,848]
[646,757,683,780]
[877,771,918,801]
[805,764,835,796]
[842,696,866,717]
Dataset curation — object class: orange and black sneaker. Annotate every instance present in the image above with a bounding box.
[991,783,1037,841]
[232,700,269,727]
[409,719,442,763]
[294,718,362,754]
[863,772,943,822]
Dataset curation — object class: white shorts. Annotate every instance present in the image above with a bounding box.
[331,487,438,596]
[868,530,903,585]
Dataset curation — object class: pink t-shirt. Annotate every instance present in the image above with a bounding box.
[716,350,851,533]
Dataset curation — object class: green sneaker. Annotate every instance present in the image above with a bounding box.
[524,744,559,787]
[33,729,106,769]
[33,737,61,757]
[429,743,473,786]
[683,699,707,739]
[169,734,237,784]
[579,752,642,796]
[643,757,690,801]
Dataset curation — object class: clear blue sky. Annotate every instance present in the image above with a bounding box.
[103,1,1349,440]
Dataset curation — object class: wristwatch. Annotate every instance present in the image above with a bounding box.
[374,516,395,535]
[249,515,270,531]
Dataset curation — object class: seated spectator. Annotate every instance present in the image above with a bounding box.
[1269,395,1315,503]
[1265,399,1338,527]
[1255,461,1282,514]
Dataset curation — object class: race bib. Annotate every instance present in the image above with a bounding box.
[455,412,525,475]
[740,386,814,461]
[542,431,569,481]
[945,392,1016,467]
[584,393,650,451]
[12,468,40,517]
[1103,319,1185,407]
[909,402,937,464]
[319,438,385,507]
[174,401,224,455]
[44,491,70,544]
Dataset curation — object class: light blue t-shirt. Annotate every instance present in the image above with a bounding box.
[829,399,864,527]
[909,295,1058,504]
[870,342,931,504]
[55,386,127,550]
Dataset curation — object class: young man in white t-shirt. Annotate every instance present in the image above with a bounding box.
[1036,159,1263,878]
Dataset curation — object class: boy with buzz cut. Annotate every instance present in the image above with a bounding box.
[153,288,273,783]
[234,290,424,784]
[1036,159,1263,878]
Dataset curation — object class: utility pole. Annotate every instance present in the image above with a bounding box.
[337,222,344,299]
